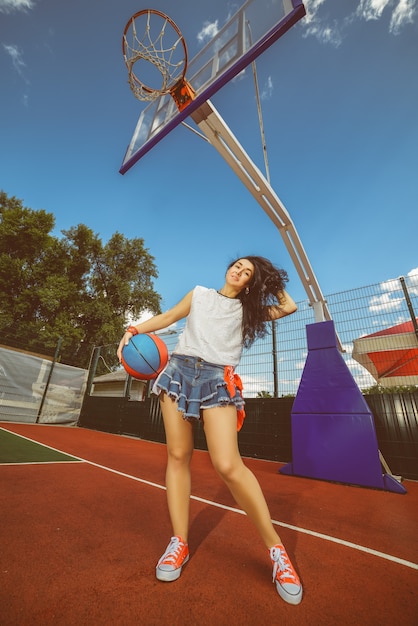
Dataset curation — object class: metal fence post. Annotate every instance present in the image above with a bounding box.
[36,337,63,423]
[399,276,418,341]
[85,347,102,396]
[272,319,278,398]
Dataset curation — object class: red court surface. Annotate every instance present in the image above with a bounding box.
[1,422,417,625]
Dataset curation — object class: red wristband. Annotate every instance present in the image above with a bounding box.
[126,325,138,335]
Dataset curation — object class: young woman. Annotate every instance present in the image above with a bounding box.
[117,256,302,605]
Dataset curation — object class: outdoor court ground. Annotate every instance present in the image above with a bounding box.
[1,422,417,625]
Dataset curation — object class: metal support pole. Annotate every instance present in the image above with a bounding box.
[36,337,62,423]
[272,320,278,398]
[85,347,101,396]
[124,375,133,398]
[399,276,418,341]
[191,100,343,351]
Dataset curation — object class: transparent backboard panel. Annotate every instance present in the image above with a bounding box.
[120,0,305,173]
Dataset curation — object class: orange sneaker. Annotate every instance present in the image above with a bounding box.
[270,544,302,605]
[156,536,189,582]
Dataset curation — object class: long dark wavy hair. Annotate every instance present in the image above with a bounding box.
[228,256,289,347]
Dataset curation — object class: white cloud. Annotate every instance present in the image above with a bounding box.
[303,0,328,25]
[369,292,403,312]
[347,357,377,387]
[356,0,390,21]
[367,268,418,314]
[129,309,178,336]
[295,355,307,370]
[261,76,274,101]
[356,0,417,32]
[390,0,417,32]
[3,43,29,83]
[197,20,219,44]
[302,0,344,47]
[302,0,417,45]
[380,277,402,293]
[406,267,418,295]
[241,373,273,397]
[379,267,418,297]
[0,0,35,13]
[231,68,247,83]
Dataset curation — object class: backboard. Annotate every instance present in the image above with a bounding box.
[120,0,305,174]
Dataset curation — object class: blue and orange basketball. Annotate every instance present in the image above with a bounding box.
[121,333,169,380]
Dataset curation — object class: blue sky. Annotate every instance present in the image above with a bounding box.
[1,0,417,315]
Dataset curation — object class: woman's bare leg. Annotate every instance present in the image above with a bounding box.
[203,405,281,549]
[160,393,194,541]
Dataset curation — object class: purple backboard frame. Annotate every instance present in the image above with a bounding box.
[120,0,306,174]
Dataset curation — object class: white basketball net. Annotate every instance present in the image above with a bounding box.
[123,11,187,103]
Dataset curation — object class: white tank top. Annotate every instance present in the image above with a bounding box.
[174,286,243,366]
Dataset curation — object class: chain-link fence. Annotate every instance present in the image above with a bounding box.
[89,271,418,398]
[0,345,88,425]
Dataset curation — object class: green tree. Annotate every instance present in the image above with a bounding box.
[0,191,161,367]
[362,383,417,395]
[0,191,55,330]
[256,390,273,398]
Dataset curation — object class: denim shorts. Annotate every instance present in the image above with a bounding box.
[152,354,245,422]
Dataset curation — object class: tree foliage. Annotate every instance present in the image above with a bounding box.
[362,383,417,394]
[0,191,161,367]
[256,390,273,398]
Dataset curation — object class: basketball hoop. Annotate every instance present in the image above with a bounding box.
[122,9,195,110]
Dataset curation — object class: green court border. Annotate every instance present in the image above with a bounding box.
[0,428,81,464]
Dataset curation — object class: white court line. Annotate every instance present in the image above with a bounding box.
[2,427,417,571]
[2,461,82,466]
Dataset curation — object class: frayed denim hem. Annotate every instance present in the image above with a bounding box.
[152,358,245,421]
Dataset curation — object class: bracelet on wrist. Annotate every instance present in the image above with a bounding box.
[126,325,138,335]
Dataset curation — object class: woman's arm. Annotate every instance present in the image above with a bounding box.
[267,289,298,320]
[117,290,194,360]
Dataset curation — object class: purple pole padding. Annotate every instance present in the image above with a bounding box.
[279,321,407,494]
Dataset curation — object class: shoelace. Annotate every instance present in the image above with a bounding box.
[159,537,184,565]
[270,546,298,584]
